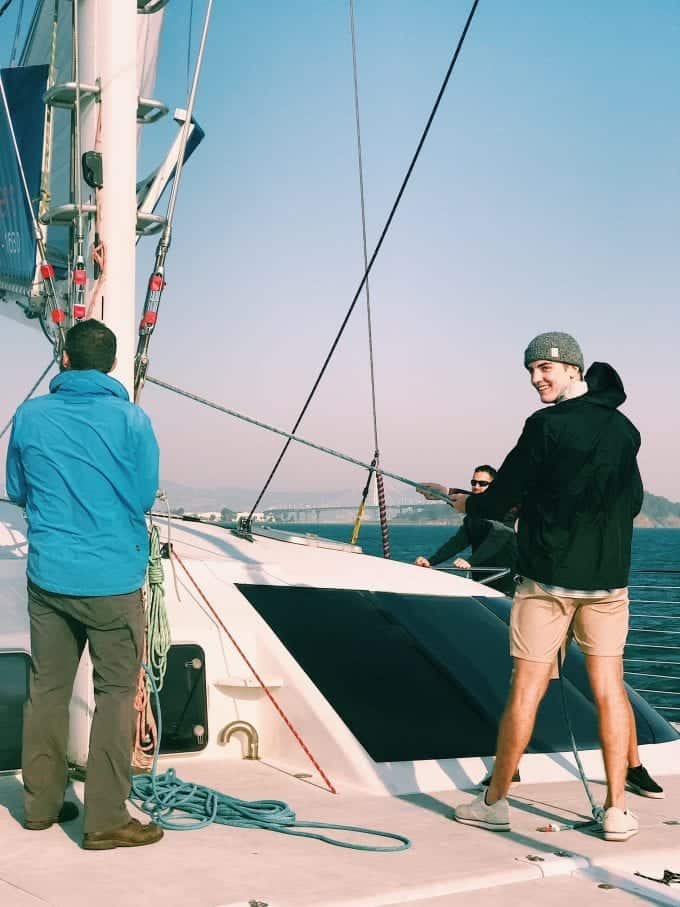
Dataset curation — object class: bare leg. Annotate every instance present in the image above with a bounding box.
[584,654,629,810]
[626,698,640,768]
[486,658,553,805]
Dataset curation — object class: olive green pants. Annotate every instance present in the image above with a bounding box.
[23,580,144,834]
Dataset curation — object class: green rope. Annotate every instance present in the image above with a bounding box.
[130,666,411,852]
[145,524,171,692]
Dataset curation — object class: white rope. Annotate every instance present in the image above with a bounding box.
[145,523,171,692]
[133,522,172,771]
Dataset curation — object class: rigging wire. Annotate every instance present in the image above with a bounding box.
[134,0,214,401]
[348,0,390,557]
[69,0,87,324]
[0,0,15,20]
[146,374,453,505]
[0,360,56,442]
[556,650,605,828]
[245,0,481,527]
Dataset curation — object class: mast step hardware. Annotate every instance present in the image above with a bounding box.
[43,81,168,125]
[40,204,167,236]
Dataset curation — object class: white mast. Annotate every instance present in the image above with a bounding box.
[64,0,141,768]
[94,0,138,397]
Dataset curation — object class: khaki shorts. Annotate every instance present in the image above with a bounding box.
[510,578,629,675]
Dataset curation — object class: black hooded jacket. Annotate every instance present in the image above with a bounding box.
[466,362,643,590]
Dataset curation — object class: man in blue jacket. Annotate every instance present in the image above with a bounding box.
[6,319,163,850]
[451,332,644,843]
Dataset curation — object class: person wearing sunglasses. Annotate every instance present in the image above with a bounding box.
[414,466,517,595]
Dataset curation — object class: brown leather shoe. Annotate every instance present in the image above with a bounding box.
[82,818,163,850]
[24,800,80,831]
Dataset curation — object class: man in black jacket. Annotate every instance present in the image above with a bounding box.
[452,332,643,842]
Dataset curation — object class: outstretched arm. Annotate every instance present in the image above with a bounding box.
[465,416,544,521]
[425,524,470,567]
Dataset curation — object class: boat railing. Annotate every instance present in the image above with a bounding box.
[437,567,680,725]
[624,570,680,724]
[435,566,512,587]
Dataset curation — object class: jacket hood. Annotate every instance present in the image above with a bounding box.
[49,369,129,400]
[584,361,626,409]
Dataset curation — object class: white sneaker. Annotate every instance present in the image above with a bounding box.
[453,791,511,832]
[602,806,639,842]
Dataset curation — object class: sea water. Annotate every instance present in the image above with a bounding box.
[270,523,678,572]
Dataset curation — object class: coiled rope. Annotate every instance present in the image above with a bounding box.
[130,665,410,851]
[133,523,171,771]
[145,523,172,688]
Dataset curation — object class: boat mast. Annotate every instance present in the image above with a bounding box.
[80,0,138,397]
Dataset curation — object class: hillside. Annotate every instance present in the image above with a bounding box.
[635,492,680,528]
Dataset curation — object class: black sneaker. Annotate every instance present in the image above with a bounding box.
[626,764,664,799]
[480,768,520,787]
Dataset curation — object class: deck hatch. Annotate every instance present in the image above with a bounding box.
[152,644,209,754]
[0,652,30,772]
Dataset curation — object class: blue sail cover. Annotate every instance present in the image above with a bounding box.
[0,65,48,293]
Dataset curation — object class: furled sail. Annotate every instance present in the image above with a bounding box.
[0,64,49,297]
[0,0,165,330]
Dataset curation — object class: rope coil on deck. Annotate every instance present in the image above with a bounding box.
[131,765,410,851]
[130,665,411,851]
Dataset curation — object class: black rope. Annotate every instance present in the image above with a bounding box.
[246,0,481,524]
[0,0,16,20]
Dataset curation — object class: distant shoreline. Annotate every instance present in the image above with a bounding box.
[247,521,680,530]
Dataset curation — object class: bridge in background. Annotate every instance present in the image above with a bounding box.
[263,504,459,524]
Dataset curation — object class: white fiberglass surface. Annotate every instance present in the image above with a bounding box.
[1,767,680,907]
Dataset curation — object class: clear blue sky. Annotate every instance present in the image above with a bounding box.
[2,1,679,505]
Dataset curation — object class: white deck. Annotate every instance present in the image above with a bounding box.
[1,760,680,907]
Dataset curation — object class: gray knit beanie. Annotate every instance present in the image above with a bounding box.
[523,332,584,372]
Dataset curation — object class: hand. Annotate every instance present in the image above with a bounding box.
[415,556,431,567]
[416,482,447,501]
[450,492,468,513]
[453,557,471,569]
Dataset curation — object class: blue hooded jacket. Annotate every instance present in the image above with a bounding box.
[5,369,159,596]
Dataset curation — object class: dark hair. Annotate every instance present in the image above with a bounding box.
[473,464,497,479]
[64,319,117,372]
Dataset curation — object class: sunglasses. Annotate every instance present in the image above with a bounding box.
[470,480,490,487]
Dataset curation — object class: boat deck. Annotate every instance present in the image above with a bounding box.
[2,759,680,907]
